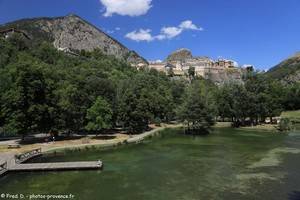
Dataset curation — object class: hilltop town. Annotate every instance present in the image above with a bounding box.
[148,48,254,84]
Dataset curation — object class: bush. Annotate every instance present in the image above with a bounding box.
[278,118,292,132]
[153,117,162,126]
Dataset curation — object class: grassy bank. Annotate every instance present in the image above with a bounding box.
[281,110,300,124]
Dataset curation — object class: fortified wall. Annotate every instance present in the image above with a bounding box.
[149,48,252,84]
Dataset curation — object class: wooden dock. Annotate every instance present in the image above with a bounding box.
[15,148,42,164]
[10,161,103,172]
[0,161,8,176]
[0,169,8,176]
[0,148,102,177]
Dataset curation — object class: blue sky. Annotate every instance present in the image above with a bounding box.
[0,0,300,69]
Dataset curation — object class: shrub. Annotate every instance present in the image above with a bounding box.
[278,118,292,132]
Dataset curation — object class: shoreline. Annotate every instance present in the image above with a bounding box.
[43,124,183,154]
[0,124,183,161]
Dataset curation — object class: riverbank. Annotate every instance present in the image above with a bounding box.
[214,122,278,132]
[0,124,183,156]
[237,124,278,132]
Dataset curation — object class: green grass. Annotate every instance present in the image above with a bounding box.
[281,110,300,123]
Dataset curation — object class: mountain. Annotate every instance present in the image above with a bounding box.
[0,14,148,66]
[166,48,193,62]
[267,52,300,83]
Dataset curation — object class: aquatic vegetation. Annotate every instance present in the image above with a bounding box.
[248,147,300,169]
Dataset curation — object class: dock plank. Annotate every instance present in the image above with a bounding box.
[10,161,103,172]
[0,149,103,177]
[0,169,8,176]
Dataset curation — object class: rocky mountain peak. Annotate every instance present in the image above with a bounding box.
[0,14,148,66]
[166,48,193,62]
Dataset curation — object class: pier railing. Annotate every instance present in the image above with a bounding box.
[15,148,42,164]
[0,161,8,175]
[0,161,7,170]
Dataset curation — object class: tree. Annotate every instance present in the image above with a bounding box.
[56,83,86,133]
[278,118,292,132]
[1,59,51,139]
[85,97,112,133]
[215,83,235,121]
[177,80,216,134]
[116,79,153,133]
[188,66,195,80]
[7,33,30,51]
[282,83,300,110]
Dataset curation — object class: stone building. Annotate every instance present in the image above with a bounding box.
[148,49,247,84]
[215,59,235,68]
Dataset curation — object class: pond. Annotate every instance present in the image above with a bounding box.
[1,128,300,200]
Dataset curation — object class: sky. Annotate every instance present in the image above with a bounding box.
[0,0,300,70]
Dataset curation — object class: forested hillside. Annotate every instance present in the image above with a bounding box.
[1,33,300,139]
[0,33,189,137]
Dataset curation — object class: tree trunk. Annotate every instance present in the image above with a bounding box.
[270,116,273,123]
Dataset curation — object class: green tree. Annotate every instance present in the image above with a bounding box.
[278,118,292,132]
[215,83,235,122]
[85,97,112,132]
[1,59,51,139]
[177,80,216,134]
[282,83,300,110]
[116,79,153,133]
[188,66,195,79]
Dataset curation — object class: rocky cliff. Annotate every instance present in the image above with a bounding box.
[0,14,148,65]
[166,48,193,62]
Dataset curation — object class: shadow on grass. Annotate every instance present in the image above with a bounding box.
[19,135,85,145]
[91,135,116,140]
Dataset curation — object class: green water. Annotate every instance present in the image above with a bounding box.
[1,128,300,200]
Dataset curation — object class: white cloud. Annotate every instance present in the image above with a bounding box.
[125,29,154,42]
[160,27,183,39]
[125,20,203,42]
[100,0,152,17]
[154,34,166,40]
[179,20,203,31]
[115,27,121,31]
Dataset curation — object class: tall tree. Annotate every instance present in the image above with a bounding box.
[177,80,216,134]
[85,97,112,133]
[1,59,51,139]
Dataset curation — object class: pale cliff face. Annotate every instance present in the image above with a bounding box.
[49,15,127,58]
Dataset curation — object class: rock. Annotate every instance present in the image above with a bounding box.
[166,48,193,62]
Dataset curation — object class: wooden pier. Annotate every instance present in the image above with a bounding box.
[15,148,42,164]
[0,148,102,177]
[0,161,8,176]
[10,161,102,172]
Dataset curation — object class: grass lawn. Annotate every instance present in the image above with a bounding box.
[281,110,300,123]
